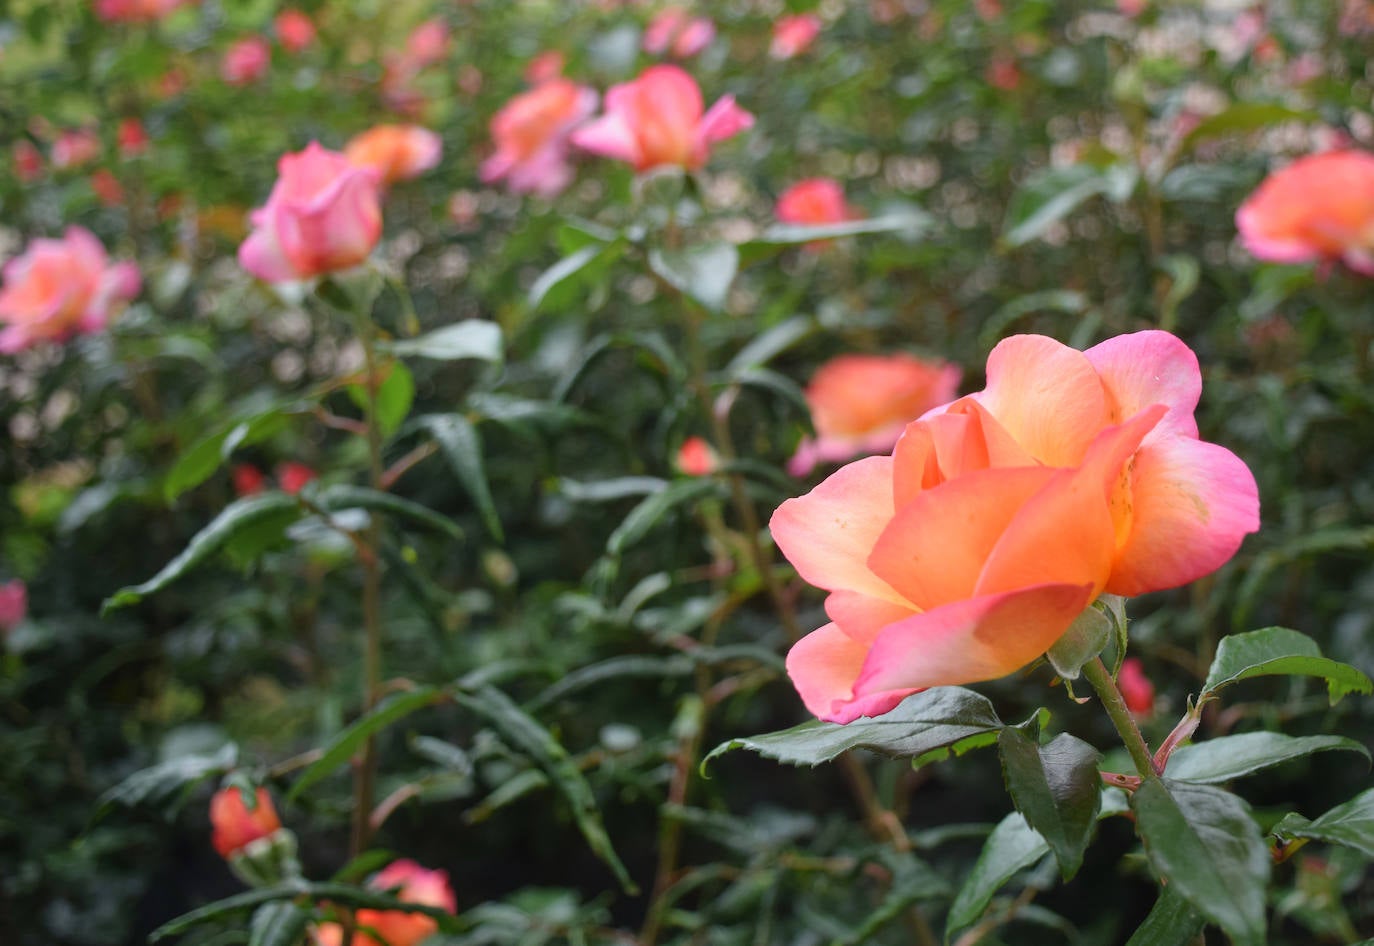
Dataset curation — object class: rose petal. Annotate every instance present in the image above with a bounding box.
[786,622,917,723]
[1084,330,1201,439]
[824,590,919,646]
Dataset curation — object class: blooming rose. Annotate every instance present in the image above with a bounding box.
[776,178,860,227]
[52,129,100,170]
[676,436,719,476]
[313,860,456,946]
[210,786,282,859]
[643,8,716,59]
[345,125,443,186]
[222,37,271,86]
[275,9,316,53]
[481,79,598,197]
[1119,658,1156,717]
[94,0,195,22]
[238,142,383,283]
[1235,150,1374,275]
[571,65,752,172]
[772,331,1259,723]
[0,227,141,353]
[0,580,27,631]
[788,352,961,476]
[770,14,822,59]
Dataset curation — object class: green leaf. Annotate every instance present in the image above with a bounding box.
[1156,254,1200,329]
[1179,103,1318,153]
[248,901,310,946]
[103,494,302,613]
[606,478,724,556]
[648,243,739,312]
[998,729,1101,880]
[1165,733,1369,784]
[1201,627,1373,704]
[947,812,1051,933]
[371,362,416,438]
[1002,163,1138,247]
[95,743,238,818]
[1045,605,1111,681]
[164,407,296,502]
[528,244,620,312]
[451,684,636,894]
[385,320,503,364]
[724,316,817,377]
[1131,779,1269,946]
[314,484,465,543]
[414,414,504,542]
[551,331,685,403]
[558,476,667,503]
[738,212,932,265]
[1273,786,1374,858]
[703,687,1003,769]
[1124,884,1207,946]
[729,367,812,421]
[527,654,695,711]
[287,688,442,802]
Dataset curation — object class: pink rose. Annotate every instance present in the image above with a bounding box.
[222,37,271,86]
[1236,150,1374,276]
[524,50,565,85]
[773,332,1259,723]
[643,8,716,59]
[0,580,27,631]
[676,436,719,476]
[405,18,450,68]
[0,227,141,353]
[238,142,383,283]
[788,352,961,476]
[312,860,456,946]
[117,118,149,158]
[770,14,822,60]
[1119,658,1156,717]
[571,65,753,172]
[52,129,100,170]
[94,0,196,22]
[481,79,598,197]
[344,125,443,186]
[275,9,316,54]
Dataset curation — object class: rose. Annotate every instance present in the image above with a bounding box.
[313,860,456,946]
[209,786,282,859]
[1118,658,1156,717]
[643,9,716,58]
[0,226,141,353]
[238,142,383,283]
[481,79,598,197]
[776,177,861,227]
[571,65,753,173]
[1235,150,1374,275]
[345,125,443,186]
[787,352,961,476]
[676,436,719,476]
[94,0,196,23]
[51,129,99,170]
[772,331,1259,723]
[221,37,271,86]
[0,580,27,631]
[770,14,823,59]
[275,9,316,54]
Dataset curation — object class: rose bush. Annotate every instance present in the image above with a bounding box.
[774,331,1260,722]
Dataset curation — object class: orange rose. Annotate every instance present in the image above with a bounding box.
[345,125,443,186]
[209,786,282,859]
[1236,150,1374,275]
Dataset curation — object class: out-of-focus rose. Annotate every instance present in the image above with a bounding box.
[0,227,141,353]
[91,169,125,207]
[643,8,716,59]
[776,177,861,237]
[0,580,27,631]
[314,860,456,946]
[222,37,271,85]
[676,437,718,476]
[986,52,1022,91]
[233,464,267,496]
[277,462,317,495]
[405,18,450,68]
[524,50,565,85]
[1340,0,1374,35]
[788,352,960,477]
[571,65,752,172]
[1235,150,1374,276]
[1118,0,1148,17]
[155,67,188,99]
[770,14,822,59]
[481,79,597,197]
[1118,658,1156,717]
[345,125,442,186]
[772,331,1260,723]
[275,9,316,53]
[52,129,100,170]
[974,0,1003,21]
[210,786,282,859]
[117,118,149,158]
[13,141,43,182]
[94,0,196,22]
[238,142,383,283]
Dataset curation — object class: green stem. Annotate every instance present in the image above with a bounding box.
[1081,657,1156,779]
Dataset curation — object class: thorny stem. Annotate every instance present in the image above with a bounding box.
[1082,657,1158,779]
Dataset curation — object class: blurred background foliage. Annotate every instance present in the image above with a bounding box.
[2,0,1374,943]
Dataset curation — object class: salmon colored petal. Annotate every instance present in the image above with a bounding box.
[891,400,1035,508]
[770,456,908,605]
[869,466,1058,610]
[570,112,641,164]
[697,95,754,145]
[975,406,1164,598]
[1104,435,1260,596]
[1084,330,1200,439]
[824,590,919,646]
[637,64,704,123]
[786,622,918,723]
[973,334,1109,466]
[851,582,1096,698]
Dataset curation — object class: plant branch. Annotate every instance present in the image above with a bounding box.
[1082,657,1157,778]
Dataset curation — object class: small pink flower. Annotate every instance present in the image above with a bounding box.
[222,37,271,86]
[788,352,961,477]
[1118,0,1148,16]
[275,9,316,54]
[91,169,125,207]
[345,125,442,185]
[117,118,149,158]
[52,129,100,170]
[94,0,196,22]
[770,14,822,59]
[571,65,752,173]
[277,462,317,495]
[13,141,43,183]
[0,580,27,631]
[776,178,861,227]
[238,142,383,283]
[482,79,598,197]
[524,50,565,85]
[0,227,141,353]
[1118,658,1156,717]
[1236,150,1374,276]
[405,18,450,68]
[676,437,718,476]
[643,8,716,59]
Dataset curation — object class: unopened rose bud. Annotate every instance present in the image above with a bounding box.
[210,786,282,859]
[1118,658,1156,717]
